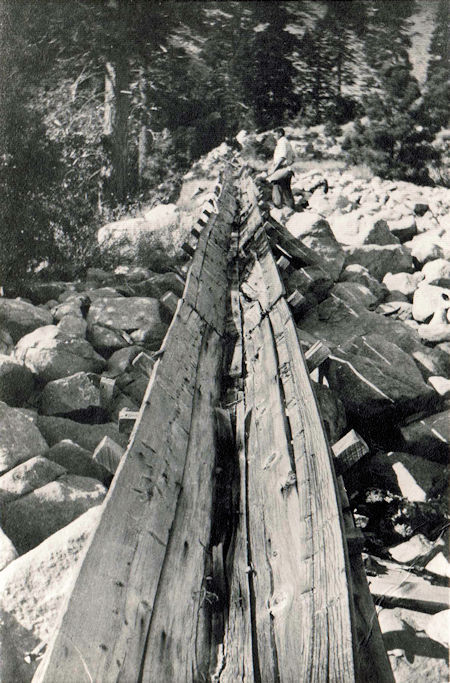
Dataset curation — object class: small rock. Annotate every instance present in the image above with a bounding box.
[130,322,169,350]
[343,244,413,282]
[286,266,333,302]
[1,474,106,554]
[339,264,387,302]
[388,215,417,242]
[87,323,132,352]
[407,229,444,265]
[400,410,450,461]
[421,258,450,287]
[329,281,379,309]
[376,301,413,321]
[52,294,90,321]
[92,436,124,474]
[414,203,429,216]
[107,346,142,374]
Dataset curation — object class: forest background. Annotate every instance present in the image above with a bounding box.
[0,0,448,284]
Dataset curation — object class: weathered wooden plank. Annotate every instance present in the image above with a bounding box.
[215,396,255,682]
[264,218,322,268]
[269,298,356,681]
[241,227,284,312]
[138,325,223,682]
[35,176,234,683]
[34,308,206,682]
[349,556,395,682]
[367,558,449,613]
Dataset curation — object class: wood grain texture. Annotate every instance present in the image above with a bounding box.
[35,175,234,683]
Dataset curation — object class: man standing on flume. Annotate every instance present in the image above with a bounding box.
[267,127,295,209]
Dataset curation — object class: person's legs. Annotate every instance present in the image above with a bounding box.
[279,173,294,209]
[272,182,283,208]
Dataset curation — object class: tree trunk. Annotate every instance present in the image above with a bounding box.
[112,52,129,204]
[138,67,148,189]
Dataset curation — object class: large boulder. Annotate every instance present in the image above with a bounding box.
[0,456,66,509]
[0,505,102,682]
[87,296,162,332]
[388,215,417,243]
[0,403,48,475]
[327,334,437,421]
[1,474,106,554]
[382,272,424,301]
[36,414,128,451]
[87,324,132,353]
[132,272,185,299]
[0,528,18,572]
[331,215,399,247]
[97,204,180,259]
[338,264,388,303]
[329,282,379,310]
[23,282,67,306]
[421,258,450,287]
[366,451,444,502]
[15,326,106,383]
[107,346,142,374]
[56,315,87,339]
[46,440,111,485]
[400,410,450,462]
[39,371,103,420]
[343,244,413,282]
[286,266,333,302]
[406,228,445,265]
[0,299,53,343]
[129,321,169,349]
[285,213,346,281]
[412,284,450,323]
[0,355,34,407]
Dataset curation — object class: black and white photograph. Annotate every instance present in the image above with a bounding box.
[0,1,448,681]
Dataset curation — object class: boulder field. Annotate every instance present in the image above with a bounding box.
[0,168,448,680]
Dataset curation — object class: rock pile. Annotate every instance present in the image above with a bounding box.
[270,169,449,682]
[0,261,184,679]
[0,160,448,681]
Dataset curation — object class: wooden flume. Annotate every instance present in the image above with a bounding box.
[34,168,393,682]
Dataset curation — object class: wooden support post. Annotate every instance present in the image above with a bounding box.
[182,241,195,257]
[118,408,139,435]
[160,291,179,317]
[304,340,331,373]
[132,351,156,377]
[286,289,311,320]
[337,475,365,555]
[99,377,117,411]
[191,225,201,239]
[92,435,124,474]
[333,429,369,474]
[276,255,291,271]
